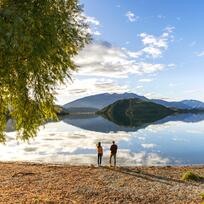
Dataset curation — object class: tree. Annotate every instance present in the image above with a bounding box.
[0,0,91,142]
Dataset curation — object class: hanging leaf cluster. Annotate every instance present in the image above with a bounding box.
[0,0,91,142]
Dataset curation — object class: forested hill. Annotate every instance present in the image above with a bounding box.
[97,98,175,127]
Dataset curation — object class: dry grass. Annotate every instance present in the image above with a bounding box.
[0,162,203,204]
[181,171,204,181]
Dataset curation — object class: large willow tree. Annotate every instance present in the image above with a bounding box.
[0,0,90,142]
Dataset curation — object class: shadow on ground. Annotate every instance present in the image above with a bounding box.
[102,166,201,186]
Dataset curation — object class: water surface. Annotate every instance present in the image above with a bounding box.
[3,114,204,166]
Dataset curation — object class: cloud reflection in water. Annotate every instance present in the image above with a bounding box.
[2,114,204,166]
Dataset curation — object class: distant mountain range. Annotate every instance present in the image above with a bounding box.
[63,92,204,112]
[63,93,147,110]
[151,99,204,109]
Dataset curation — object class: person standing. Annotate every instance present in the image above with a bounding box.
[110,141,118,167]
[96,142,103,166]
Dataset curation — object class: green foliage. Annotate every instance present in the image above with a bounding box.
[98,98,174,127]
[200,193,204,199]
[181,171,204,181]
[0,0,91,141]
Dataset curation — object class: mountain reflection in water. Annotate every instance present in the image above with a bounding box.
[3,113,204,166]
[61,113,204,133]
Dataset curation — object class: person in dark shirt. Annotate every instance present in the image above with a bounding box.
[109,141,118,167]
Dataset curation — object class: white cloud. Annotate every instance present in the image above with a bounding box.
[118,150,170,165]
[83,15,101,36]
[197,51,204,57]
[138,26,175,58]
[164,26,175,33]
[85,16,100,26]
[56,27,175,103]
[136,85,143,89]
[126,50,142,58]
[141,143,157,149]
[143,92,164,99]
[92,30,101,36]
[142,46,162,58]
[139,33,168,49]
[126,11,139,22]
[74,42,166,78]
[139,78,154,83]
[86,28,101,36]
[168,63,176,68]
[73,27,174,79]
[138,63,164,73]
[56,78,129,104]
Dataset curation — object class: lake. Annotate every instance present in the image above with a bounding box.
[3,113,204,166]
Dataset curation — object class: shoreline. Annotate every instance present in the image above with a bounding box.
[0,162,203,203]
[1,160,204,167]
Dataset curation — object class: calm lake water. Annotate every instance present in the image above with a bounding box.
[3,113,204,166]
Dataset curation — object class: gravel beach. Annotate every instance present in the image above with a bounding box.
[0,162,203,204]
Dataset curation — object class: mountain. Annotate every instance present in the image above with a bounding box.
[98,98,174,127]
[64,107,98,114]
[152,99,204,110]
[151,99,191,109]
[55,105,70,115]
[63,92,204,112]
[180,100,204,109]
[63,93,147,110]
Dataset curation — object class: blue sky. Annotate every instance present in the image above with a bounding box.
[57,0,204,104]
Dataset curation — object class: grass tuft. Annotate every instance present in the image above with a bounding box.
[181,171,204,181]
[200,193,204,199]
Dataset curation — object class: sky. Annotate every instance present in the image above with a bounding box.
[56,0,204,105]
